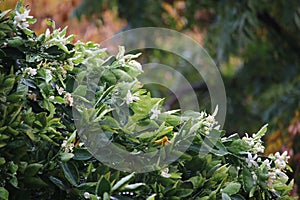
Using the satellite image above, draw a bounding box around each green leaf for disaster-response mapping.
[96,176,111,197]
[103,192,109,200]
[175,189,193,198]
[254,124,268,140]
[9,176,18,188]
[45,69,53,83]
[242,167,254,193]
[189,175,205,188]
[73,85,87,97]
[73,148,92,160]
[101,70,116,85]
[52,96,65,104]
[60,152,74,162]
[0,157,5,166]
[49,176,67,191]
[146,194,156,200]
[111,69,133,82]
[7,37,24,47]
[249,186,256,198]
[124,183,145,190]
[6,126,19,136]
[8,161,18,174]
[60,162,79,186]
[24,163,43,177]
[0,187,9,200]
[222,182,241,195]
[230,194,246,200]
[116,46,125,59]
[24,176,48,188]
[0,9,11,20]
[111,173,135,192]
[57,43,70,54]
[227,140,250,154]
[222,193,231,200]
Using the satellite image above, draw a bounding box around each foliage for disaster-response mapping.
[0,2,297,200]
[73,0,300,194]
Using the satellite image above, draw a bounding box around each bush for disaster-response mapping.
[0,2,296,200]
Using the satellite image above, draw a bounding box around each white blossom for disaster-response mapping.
[242,133,254,147]
[274,151,290,170]
[150,104,161,120]
[13,9,33,29]
[245,152,258,168]
[56,86,64,95]
[201,113,218,134]
[263,159,272,170]
[64,93,73,106]
[125,90,140,105]
[118,58,126,66]
[61,139,74,153]
[52,35,67,45]
[252,171,258,185]
[253,142,265,153]
[26,67,37,76]
[128,60,143,71]
[161,168,171,178]
[49,96,55,101]
[45,28,51,38]
[61,140,67,148]
[83,192,90,199]
[275,169,289,183]
[62,140,71,152]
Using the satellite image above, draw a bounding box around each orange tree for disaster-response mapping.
[72,0,300,195]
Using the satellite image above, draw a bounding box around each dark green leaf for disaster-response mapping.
[96,176,111,197]
[60,162,79,186]
[242,167,254,193]
[73,148,92,160]
[49,176,67,191]
[24,176,48,188]
[24,163,43,177]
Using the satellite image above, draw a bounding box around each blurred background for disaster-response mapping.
[1,0,300,197]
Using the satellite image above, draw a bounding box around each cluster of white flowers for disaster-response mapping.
[64,92,74,106]
[44,28,69,46]
[242,132,265,154]
[125,90,140,105]
[61,138,74,153]
[13,9,33,29]
[242,124,291,191]
[150,104,161,120]
[266,151,290,191]
[197,107,219,135]
[274,151,290,170]
[245,150,291,191]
